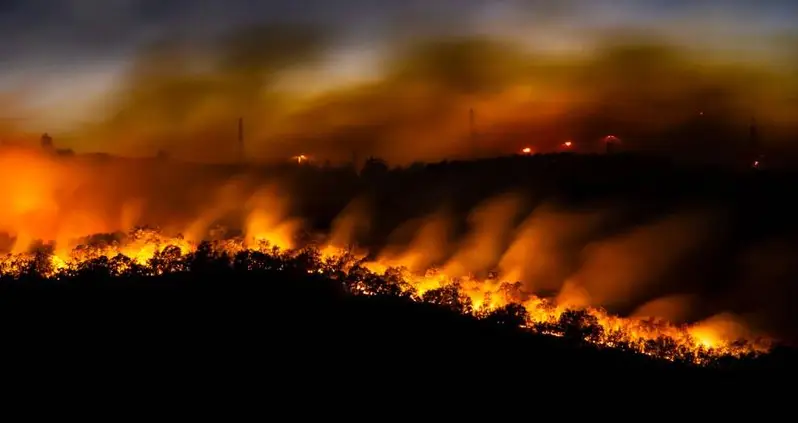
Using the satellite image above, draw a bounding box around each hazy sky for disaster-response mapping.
[2,1,795,62]
[0,0,796,130]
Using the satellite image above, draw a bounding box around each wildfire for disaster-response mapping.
[0,149,773,366]
[0,227,771,365]
[358,261,768,361]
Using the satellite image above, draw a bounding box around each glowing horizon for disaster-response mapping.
[1,1,796,162]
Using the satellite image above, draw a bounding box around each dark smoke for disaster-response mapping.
[73,27,798,165]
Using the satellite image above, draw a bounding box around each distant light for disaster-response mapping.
[699,111,704,116]
[752,160,760,169]
[294,154,308,164]
[563,141,573,148]
[521,147,532,154]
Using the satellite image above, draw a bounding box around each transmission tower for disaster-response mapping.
[238,117,245,163]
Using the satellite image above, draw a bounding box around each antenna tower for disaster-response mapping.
[238,117,244,163]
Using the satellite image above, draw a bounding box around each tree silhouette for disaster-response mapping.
[360,157,389,180]
[483,303,529,328]
[557,309,604,343]
[421,283,473,315]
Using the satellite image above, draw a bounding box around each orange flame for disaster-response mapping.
[0,147,773,365]
[0,221,770,366]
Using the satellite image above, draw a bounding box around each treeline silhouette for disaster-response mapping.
[1,240,795,387]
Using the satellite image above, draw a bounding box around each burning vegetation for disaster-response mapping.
[0,224,771,366]
[0,147,782,368]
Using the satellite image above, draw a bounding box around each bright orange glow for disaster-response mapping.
[521,147,532,154]
[0,147,773,366]
[0,226,768,365]
[563,141,572,148]
[1,226,773,364]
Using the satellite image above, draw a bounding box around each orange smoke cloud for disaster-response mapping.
[558,211,725,310]
[443,192,523,277]
[244,185,300,250]
[632,294,699,323]
[379,210,454,272]
[498,205,610,294]
[326,196,371,251]
[689,313,758,350]
[0,146,307,255]
[0,147,117,253]
[45,27,797,166]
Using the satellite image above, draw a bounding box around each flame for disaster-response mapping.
[0,147,774,365]
[0,224,771,365]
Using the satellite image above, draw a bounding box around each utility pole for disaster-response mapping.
[469,108,476,146]
[238,117,244,163]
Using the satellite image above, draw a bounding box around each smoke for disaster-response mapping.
[74,23,334,162]
[162,176,301,249]
[0,147,304,254]
[378,209,454,272]
[632,294,699,323]
[717,239,798,342]
[51,24,798,166]
[181,176,250,242]
[327,196,372,251]
[557,211,725,311]
[349,191,754,332]
[0,147,103,253]
[497,205,611,294]
[244,185,301,250]
[442,192,524,277]
[690,312,761,349]
[340,191,770,339]
[1,145,796,342]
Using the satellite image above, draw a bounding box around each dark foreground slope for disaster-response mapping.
[0,252,794,395]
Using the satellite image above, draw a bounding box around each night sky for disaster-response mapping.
[1,1,794,62]
[0,0,796,155]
